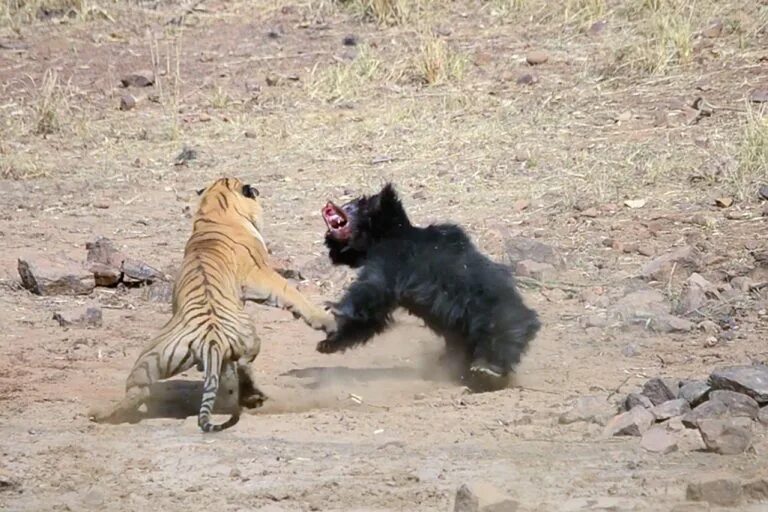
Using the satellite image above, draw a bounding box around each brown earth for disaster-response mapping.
[1,1,768,511]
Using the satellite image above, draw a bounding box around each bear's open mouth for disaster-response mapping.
[322,201,351,240]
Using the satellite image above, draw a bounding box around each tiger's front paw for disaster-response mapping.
[308,310,337,333]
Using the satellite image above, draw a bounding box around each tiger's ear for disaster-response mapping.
[196,188,205,196]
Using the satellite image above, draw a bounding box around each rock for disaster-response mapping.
[709,390,760,418]
[453,482,519,512]
[515,74,538,86]
[342,35,358,46]
[677,428,707,452]
[679,381,710,407]
[609,289,668,325]
[142,281,174,304]
[679,283,706,313]
[624,393,653,410]
[640,426,678,454]
[515,260,555,281]
[640,245,700,281]
[698,417,753,455]
[709,365,768,404]
[701,19,724,38]
[682,392,759,428]
[525,50,549,66]
[174,146,197,166]
[686,479,743,507]
[122,258,164,284]
[653,315,694,333]
[119,94,137,111]
[759,407,768,426]
[604,406,654,437]
[730,276,753,292]
[504,237,563,267]
[0,469,19,492]
[749,89,768,103]
[650,399,690,421]
[18,255,95,296]
[588,20,607,36]
[642,378,679,406]
[742,478,768,501]
[120,70,155,87]
[621,343,639,358]
[86,237,125,286]
[558,396,613,425]
[759,184,768,201]
[698,319,719,334]
[53,306,103,328]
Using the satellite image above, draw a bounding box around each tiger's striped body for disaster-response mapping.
[90,177,335,432]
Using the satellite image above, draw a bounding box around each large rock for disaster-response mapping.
[682,391,759,428]
[558,396,614,425]
[709,365,768,404]
[642,378,679,405]
[624,393,653,411]
[454,482,519,512]
[640,426,678,454]
[640,245,701,281]
[604,406,654,437]
[679,380,710,407]
[504,237,564,268]
[698,418,753,455]
[86,237,125,286]
[18,255,95,296]
[650,399,690,421]
[686,478,743,506]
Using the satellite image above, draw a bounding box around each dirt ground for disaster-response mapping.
[1,0,768,510]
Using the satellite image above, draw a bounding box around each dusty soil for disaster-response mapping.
[1,1,767,510]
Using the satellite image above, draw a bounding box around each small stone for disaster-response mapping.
[654,315,694,333]
[525,50,549,66]
[679,381,710,407]
[730,276,753,292]
[504,237,563,267]
[698,319,719,334]
[514,260,555,281]
[742,478,768,501]
[640,426,678,454]
[709,365,768,404]
[642,378,679,406]
[515,74,538,86]
[18,255,95,296]
[119,94,137,111]
[621,343,639,358]
[604,406,654,437]
[265,74,280,87]
[749,89,768,103]
[142,281,174,304]
[650,399,691,421]
[588,20,607,36]
[174,146,197,166]
[0,469,20,492]
[453,482,519,512]
[558,395,613,425]
[122,258,164,284]
[120,70,155,87]
[701,19,724,38]
[640,245,700,281]
[686,479,743,507]
[698,417,753,455]
[342,35,358,46]
[758,184,768,201]
[624,393,653,410]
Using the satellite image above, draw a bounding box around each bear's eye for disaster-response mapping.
[242,184,259,199]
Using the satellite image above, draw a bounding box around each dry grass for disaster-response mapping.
[0,0,95,29]
[339,0,412,25]
[33,69,63,136]
[413,33,466,85]
[732,106,768,201]
[307,44,388,102]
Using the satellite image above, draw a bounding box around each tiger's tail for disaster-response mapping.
[198,343,239,433]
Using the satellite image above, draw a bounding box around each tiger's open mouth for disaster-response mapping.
[322,201,351,240]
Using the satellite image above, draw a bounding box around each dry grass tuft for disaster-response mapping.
[413,34,466,85]
[732,106,768,201]
[339,0,413,25]
[308,45,388,102]
[564,0,607,24]
[33,70,63,136]
[1,0,95,28]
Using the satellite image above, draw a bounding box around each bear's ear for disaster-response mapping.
[374,182,400,212]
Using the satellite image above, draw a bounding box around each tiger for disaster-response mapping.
[89,177,335,432]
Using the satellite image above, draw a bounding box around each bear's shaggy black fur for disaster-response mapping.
[318,183,540,391]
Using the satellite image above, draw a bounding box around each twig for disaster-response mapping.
[515,276,593,292]
[606,375,632,401]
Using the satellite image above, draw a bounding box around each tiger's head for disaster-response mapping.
[195,177,263,236]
